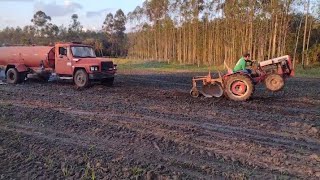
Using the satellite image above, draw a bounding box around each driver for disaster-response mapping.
[233,53,253,74]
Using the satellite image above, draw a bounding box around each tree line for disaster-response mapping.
[0,0,320,67]
[127,0,320,67]
[0,9,127,57]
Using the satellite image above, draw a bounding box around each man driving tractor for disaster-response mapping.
[233,53,253,74]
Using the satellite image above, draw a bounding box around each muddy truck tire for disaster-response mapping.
[224,74,254,101]
[6,68,22,84]
[74,69,90,89]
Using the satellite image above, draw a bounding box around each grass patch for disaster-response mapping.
[294,65,320,78]
[112,58,223,73]
[131,167,144,176]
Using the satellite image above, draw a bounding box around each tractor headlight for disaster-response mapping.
[90,66,99,72]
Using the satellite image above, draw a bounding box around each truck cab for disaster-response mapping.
[52,42,117,88]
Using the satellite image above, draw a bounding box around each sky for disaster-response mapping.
[0,0,145,30]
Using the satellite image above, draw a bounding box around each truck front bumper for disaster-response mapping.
[89,72,115,80]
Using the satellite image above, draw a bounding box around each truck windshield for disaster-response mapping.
[71,46,96,58]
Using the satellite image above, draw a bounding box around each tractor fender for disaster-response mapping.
[223,72,253,82]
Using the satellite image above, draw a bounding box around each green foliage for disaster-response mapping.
[131,167,144,176]
[31,11,51,27]
[69,14,83,34]
[295,65,320,78]
[306,43,320,64]
[114,58,218,72]
[102,9,128,57]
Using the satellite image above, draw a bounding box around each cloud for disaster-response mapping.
[34,0,82,17]
[86,8,113,18]
[0,0,34,1]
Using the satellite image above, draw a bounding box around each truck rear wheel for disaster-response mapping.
[74,69,90,89]
[224,74,254,101]
[6,68,20,84]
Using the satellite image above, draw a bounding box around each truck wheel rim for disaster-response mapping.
[231,81,247,96]
[76,74,85,85]
[8,71,15,81]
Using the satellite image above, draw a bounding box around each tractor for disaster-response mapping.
[190,55,294,101]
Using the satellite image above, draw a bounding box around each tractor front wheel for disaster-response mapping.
[265,74,284,92]
[224,74,254,101]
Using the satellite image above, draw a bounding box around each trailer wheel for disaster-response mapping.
[224,74,254,101]
[74,69,89,89]
[101,77,114,87]
[265,74,284,92]
[6,68,20,84]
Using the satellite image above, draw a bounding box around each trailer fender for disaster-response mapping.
[6,64,28,73]
[15,64,28,72]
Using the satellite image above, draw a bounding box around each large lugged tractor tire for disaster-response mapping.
[265,74,284,92]
[74,69,90,89]
[6,68,21,84]
[224,74,254,101]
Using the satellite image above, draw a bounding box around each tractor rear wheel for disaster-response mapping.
[224,74,254,101]
[265,74,284,92]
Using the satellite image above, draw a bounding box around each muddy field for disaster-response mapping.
[0,69,319,179]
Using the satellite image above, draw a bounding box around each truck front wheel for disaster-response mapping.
[74,69,90,89]
[6,68,20,84]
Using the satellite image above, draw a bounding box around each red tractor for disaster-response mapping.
[190,55,294,101]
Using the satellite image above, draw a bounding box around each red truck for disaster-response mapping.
[0,42,116,88]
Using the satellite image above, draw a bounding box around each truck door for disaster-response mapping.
[55,46,73,75]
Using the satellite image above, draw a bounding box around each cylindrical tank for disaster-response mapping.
[0,46,54,68]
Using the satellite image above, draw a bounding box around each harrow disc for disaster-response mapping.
[201,83,223,98]
[190,88,200,98]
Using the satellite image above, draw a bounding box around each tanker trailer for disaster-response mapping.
[0,42,117,88]
[0,46,54,83]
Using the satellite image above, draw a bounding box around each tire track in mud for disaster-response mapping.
[47,109,320,178]
[0,106,268,179]
[1,101,318,178]
[1,73,320,179]
[3,100,319,153]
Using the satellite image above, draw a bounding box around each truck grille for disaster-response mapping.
[101,62,114,71]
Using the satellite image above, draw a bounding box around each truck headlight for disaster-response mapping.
[90,66,99,72]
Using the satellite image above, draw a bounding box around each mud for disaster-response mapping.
[0,69,319,179]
